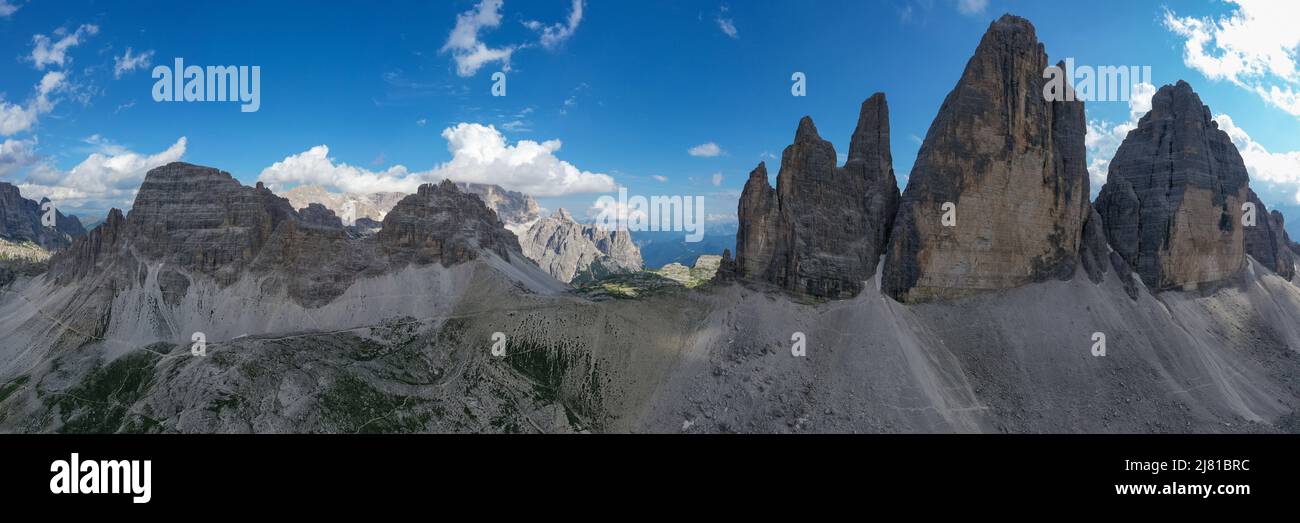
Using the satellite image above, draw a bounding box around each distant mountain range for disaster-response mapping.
[635,229,735,269]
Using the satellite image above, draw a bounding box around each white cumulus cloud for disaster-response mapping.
[0,138,37,178]
[1214,114,1300,202]
[1164,1,1300,117]
[18,137,187,214]
[259,123,615,198]
[0,71,67,136]
[259,145,420,195]
[433,123,615,196]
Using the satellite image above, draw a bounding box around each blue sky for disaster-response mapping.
[1,0,1298,234]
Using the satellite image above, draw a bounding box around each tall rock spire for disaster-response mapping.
[882,14,1090,303]
[732,93,899,298]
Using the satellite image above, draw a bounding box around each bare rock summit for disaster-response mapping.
[733,93,899,298]
[882,14,1090,303]
[1094,81,1249,291]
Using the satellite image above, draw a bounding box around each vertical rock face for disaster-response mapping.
[1095,81,1249,291]
[49,208,130,283]
[124,163,297,285]
[882,15,1089,303]
[733,93,900,298]
[1242,189,1295,280]
[1078,207,1110,284]
[735,162,777,281]
[0,181,86,251]
[518,208,643,284]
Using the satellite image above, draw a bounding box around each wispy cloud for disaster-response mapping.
[29,24,99,70]
[716,5,738,39]
[500,119,530,132]
[0,1,20,18]
[527,0,584,50]
[443,0,588,77]
[441,0,515,77]
[113,48,155,78]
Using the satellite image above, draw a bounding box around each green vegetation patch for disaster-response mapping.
[319,373,429,433]
[54,349,161,434]
[0,375,31,404]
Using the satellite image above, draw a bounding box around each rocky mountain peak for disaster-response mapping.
[518,207,643,284]
[378,181,522,267]
[49,163,529,307]
[1243,190,1295,281]
[0,181,86,252]
[881,14,1088,303]
[732,92,899,298]
[847,93,890,165]
[794,116,822,143]
[122,162,298,284]
[1095,81,1249,291]
[298,203,344,229]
